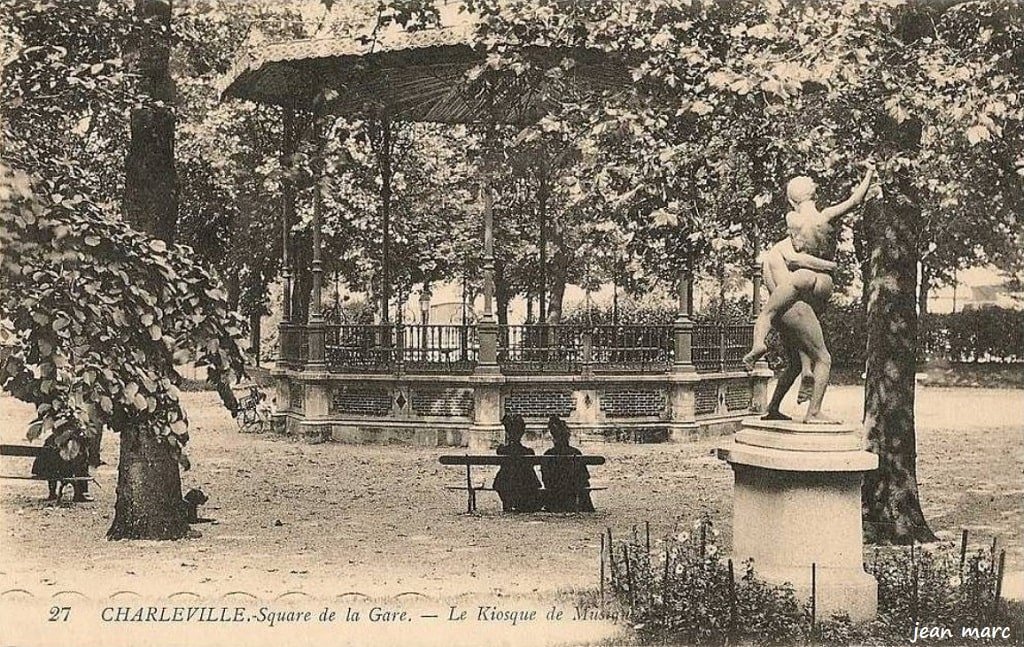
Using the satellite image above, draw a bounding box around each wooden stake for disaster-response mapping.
[645,520,651,555]
[663,545,672,632]
[623,545,634,608]
[599,532,605,606]
[607,527,615,586]
[959,529,969,576]
[911,543,918,625]
[727,558,736,638]
[810,562,817,630]
[993,549,1006,617]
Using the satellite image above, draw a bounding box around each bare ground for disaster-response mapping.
[0,384,1021,646]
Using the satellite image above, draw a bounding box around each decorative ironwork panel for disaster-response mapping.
[410,388,474,418]
[401,325,478,374]
[691,324,753,372]
[599,389,667,418]
[504,390,574,417]
[591,325,673,373]
[692,324,722,372]
[325,324,396,373]
[497,325,582,374]
[725,380,753,411]
[694,381,718,415]
[330,386,392,416]
[722,324,753,371]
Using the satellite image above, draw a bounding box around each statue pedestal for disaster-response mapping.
[717,418,879,622]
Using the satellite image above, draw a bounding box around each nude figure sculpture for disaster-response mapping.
[744,164,875,423]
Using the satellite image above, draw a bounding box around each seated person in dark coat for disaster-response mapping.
[493,414,543,513]
[31,432,93,502]
[541,415,595,512]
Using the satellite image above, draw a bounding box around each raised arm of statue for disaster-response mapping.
[820,164,875,222]
[778,238,837,273]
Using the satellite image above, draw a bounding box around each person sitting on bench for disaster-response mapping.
[31,432,93,502]
[493,414,543,513]
[541,415,595,513]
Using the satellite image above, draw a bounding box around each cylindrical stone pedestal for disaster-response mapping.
[717,418,879,622]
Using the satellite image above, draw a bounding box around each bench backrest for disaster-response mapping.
[439,454,605,466]
[0,444,44,457]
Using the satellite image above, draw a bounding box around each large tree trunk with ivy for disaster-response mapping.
[861,141,937,545]
[110,0,188,540]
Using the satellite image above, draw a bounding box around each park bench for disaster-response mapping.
[0,443,97,502]
[438,454,607,513]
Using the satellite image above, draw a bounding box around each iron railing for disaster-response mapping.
[693,323,753,372]
[401,324,478,373]
[324,324,478,373]
[283,322,753,375]
[591,324,674,373]
[497,324,585,374]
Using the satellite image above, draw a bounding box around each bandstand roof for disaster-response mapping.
[218,24,633,125]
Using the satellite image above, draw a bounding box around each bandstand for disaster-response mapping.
[220,27,771,448]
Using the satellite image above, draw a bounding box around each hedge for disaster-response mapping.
[818,304,1024,367]
[565,300,1024,367]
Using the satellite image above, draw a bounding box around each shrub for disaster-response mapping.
[562,297,754,327]
[605,519,1021,646]
[607,518,807,645]
[769,303,1024,370]
[868,542,1023,645]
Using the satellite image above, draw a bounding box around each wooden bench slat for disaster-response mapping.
[444,486,607,492]
[0,444,45,457]
[0,476,95,481]
[439,454,605,466]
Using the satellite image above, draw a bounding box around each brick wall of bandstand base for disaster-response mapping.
[270,367,773,448]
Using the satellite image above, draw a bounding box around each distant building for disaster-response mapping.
[928,267,1023,313]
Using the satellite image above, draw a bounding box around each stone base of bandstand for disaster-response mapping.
[717,418,879,623]
[269,366,771,448]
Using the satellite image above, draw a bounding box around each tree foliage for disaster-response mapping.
[0,162,246,468]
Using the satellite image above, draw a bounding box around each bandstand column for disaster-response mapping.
[475,179,499,373]
[668,263,698,440]
[305,110,328,372]
[280,107,296,325]
[673,268,696,372]
[273,107,298,434]
[470,123,504,451]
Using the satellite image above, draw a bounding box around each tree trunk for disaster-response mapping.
[290,230,312,323]
[852,219,872,310]
[108,425,189,540]
[123,0,176,243]
[546,252,569,324]
[917,261,929,315]
[495,259,510,328]
[249,310,261,366]
[111,0,188,540]
[225,269,241,311]
[375,115,393,323]
[538,176,548,323]
[861,163,937,545]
